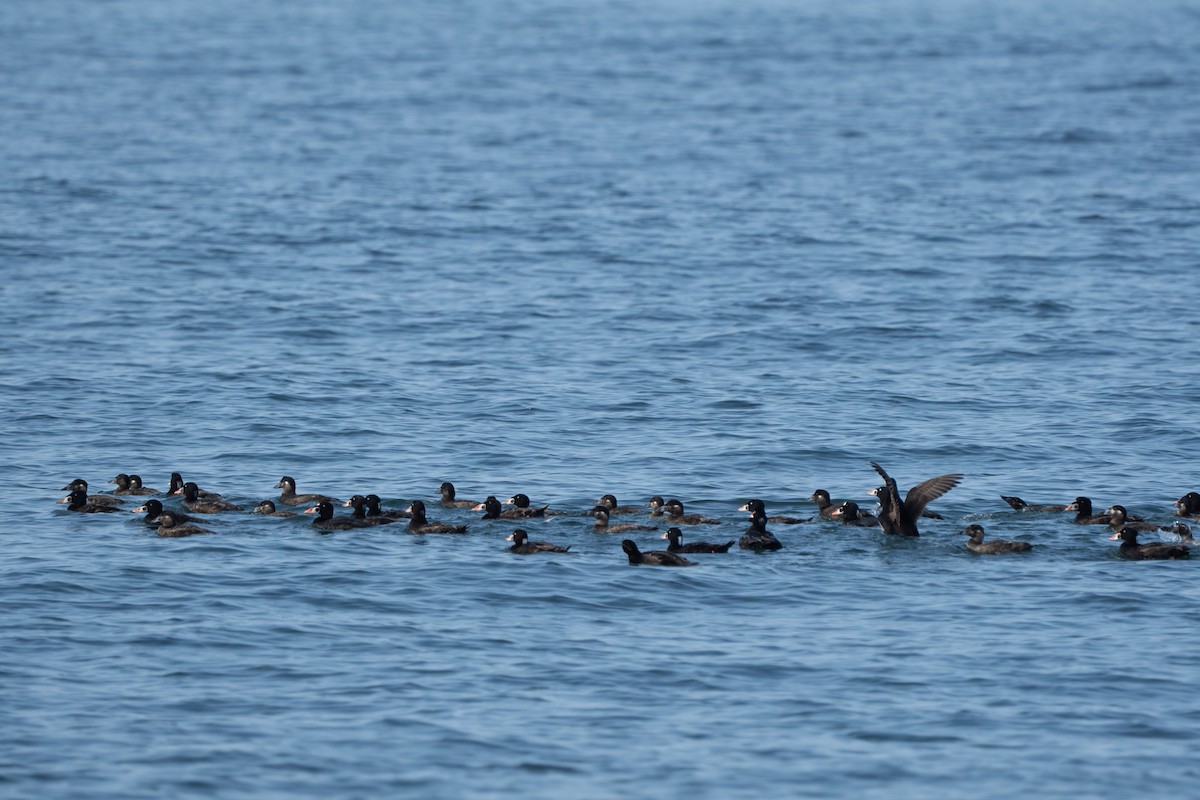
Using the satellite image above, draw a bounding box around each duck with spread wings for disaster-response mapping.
[870,462,963,537]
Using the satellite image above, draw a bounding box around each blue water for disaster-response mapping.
[4,0,1200,797]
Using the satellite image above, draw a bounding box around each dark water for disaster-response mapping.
[4,0,1200,797]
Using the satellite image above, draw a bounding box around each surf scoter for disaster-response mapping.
[155,513,213,538]
[59,488,122,513]
[662,527,733,553]
[505,494,563,515]
[304,501,359,531]
[475,496,537,520]
[364,494,411,519]
[507,529,570,554]
[1000,495,1067,512]
[252,500,297,517]
[437,482,478,509]
[60,479,122,507]
[738,498,809,524]
[621,539,694,567]
[275,476,338,507]
[167,473,221,499]
[663,499,719,525]
[405,500,468,534]
[1109,527,1189,560]
[127,475,159,495]
[830,501,878,527]
[596,494,643,515]
[133,499,202,524]
[176,482,242,513]
[342,495,397,527]
[869,462,962,537]
[1064,497,1114,525]
[807,489,845,519]
[1104,505,1167,533]
[962,524,1032,554]
[648,496,667,517]
[592,506,658,534]
[739,510,783,551]
[1173,491,1200,518]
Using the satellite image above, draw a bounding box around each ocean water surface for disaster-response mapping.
[3,0,1200,797]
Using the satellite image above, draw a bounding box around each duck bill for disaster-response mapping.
[505,533,515,542]
[471,503,485,511]
[1107,531,1121,540]
[737,503,749,511]
[131,505,147,513]
[1063,502,1078,512]
[303,506,319,515]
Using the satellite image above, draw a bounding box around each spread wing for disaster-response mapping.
[870,462,904,533]
[903,474,963,519]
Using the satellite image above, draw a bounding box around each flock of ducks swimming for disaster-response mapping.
[56,463,1197,564]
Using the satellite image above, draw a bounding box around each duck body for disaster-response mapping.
[621,539,694,566]
[662,527,733,553]
[1109,528,1189,560]
[962,525,1032,554]
[1064,497,1114,525]
[275,476,338,507]
[870,462,962,537]
[406,500,468,534]
[127,475,159,495]
[507,529,570,554]
[342,496,397,527]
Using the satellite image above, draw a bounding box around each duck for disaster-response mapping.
[304,501,360,531]
[662,527,733,553]
[275,476,338,507]
[504,493,563,515]
[807,489,846,519]
[1173,491,1200,518]
[663,499,719,525]
[59,488,122,513]
[621,539,694,567]
[1108,527,1189,560]
[437,482,479,509]
[175,482,242,513]
[167,473,221,499]
[830,501,879,527]
[342,496,397,527]
[1000,495,1067,512]
[869,462,962,537]
[596,494,643,515]
[962,524,1032,554]
[252,500,297,518]
[132,499,202,525]
[155,513,213,538]
[127,475,159,495]
[1104,505,1168,533]
[739,510,783,551]
[109,474,147,496]
[405,500,468,534]
[737,498,809,524]
[60,479,122,507]
[868,485,946,519]
[647,496,667,517]
[1171,522,1196,545]
[364,494,410,519]
[1063,497,1115,525]
[475,496,535,520]
[507,529,570,554]
[592,506,659,534]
